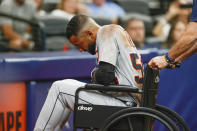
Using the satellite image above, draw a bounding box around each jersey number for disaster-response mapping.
[130,53,143,85]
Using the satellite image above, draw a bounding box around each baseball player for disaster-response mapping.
[149,0,197,69]
[34,14,143,130]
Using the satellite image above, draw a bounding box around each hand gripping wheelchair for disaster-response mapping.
[73,66,190,131]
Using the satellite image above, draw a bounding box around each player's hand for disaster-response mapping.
[135,93,142,106]
[148,56,168,70]
[91,67,98,83]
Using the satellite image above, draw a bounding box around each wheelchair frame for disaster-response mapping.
[73,66,190,131]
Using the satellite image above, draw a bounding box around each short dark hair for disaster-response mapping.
[65,14,89,39]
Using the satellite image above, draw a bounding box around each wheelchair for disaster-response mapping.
[73,66,190,131]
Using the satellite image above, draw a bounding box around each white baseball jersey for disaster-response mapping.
[96,24,143,88]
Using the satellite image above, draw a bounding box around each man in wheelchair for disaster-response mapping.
[34,15,188,131]
[34,14,143,130]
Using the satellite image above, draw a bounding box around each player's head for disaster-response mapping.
[66,14,100,55]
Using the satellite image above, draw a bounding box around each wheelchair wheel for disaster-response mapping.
[155,104,190,131]
[100,107,179,131]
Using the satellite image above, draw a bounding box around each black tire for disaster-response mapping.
[155,104,190,131]
[100,107,179,131]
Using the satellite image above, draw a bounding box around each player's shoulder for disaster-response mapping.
[102,24,124,31]
[99,24,124,36]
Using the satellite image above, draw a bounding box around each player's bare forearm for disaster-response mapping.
[169,22,197,61]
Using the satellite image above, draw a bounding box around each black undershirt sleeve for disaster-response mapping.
[93,61,117,85]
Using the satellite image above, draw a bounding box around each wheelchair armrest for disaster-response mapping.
[85,83,141,93]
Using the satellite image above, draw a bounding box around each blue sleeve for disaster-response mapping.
[190,0,197,21]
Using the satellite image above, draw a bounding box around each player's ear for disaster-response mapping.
[86,30,93,39]
[69,35,77,45]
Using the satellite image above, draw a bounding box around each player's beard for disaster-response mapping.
[88,43,96,55]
